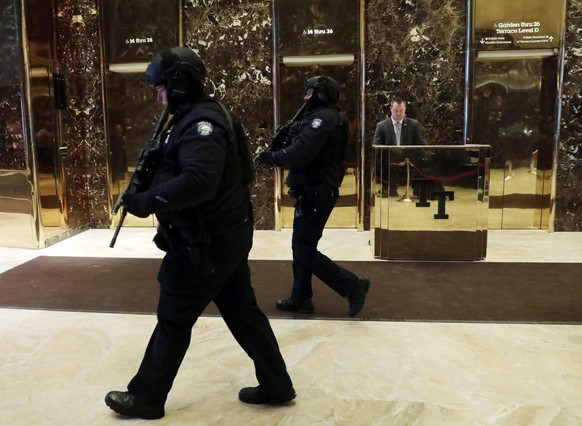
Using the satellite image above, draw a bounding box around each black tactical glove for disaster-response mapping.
[121,192,151,218]
[258,150,282,166]
[258,150,272,164]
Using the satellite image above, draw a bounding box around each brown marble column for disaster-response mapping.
[555,0,582,231]
[55,0,109,228]
[183,1,276,229]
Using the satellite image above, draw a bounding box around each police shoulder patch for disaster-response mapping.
[196,121,214,136]
[311,118,322,129]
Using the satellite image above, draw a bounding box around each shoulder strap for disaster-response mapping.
[209,99,236,146]
[315,108,348,167]
[199,97,256,185]
[337,110,350,164]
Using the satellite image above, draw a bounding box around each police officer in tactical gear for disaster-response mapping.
[258,75,371,317]
[105,46,295,420]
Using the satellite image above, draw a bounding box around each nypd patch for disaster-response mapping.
[196,121,214,136]
[311,118,322,129]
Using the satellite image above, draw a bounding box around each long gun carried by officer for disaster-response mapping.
[254,102,307,170]
[109,106,170,248]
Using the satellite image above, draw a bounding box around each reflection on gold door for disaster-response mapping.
[470,56,558,229]
[279,166,358,228]
[100,0,180,227]
[274,0,362,229]
[25,0,69,241]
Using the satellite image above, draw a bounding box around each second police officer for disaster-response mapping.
[259,75,371,317]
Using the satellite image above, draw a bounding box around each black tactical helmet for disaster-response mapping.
[305,75,341,106]
[146,46,207,106]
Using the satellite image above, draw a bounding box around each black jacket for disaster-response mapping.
[136,97,251,229]
[272,105,345,189]
[373,116,424,146]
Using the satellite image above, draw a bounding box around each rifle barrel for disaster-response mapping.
[288,101,307,123]
[254,102,308,172]
[109,209,127,248]
[109,106,170,248]
[151,106,170,139]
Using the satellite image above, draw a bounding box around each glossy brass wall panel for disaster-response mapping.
[0,0,35,248]
[0,170,36,248]
[371,145,490,260]
[25,0,71,243]
[0,0,67,248]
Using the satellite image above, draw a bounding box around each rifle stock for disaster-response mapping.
[254,102,307,170]
[110,106,170,248]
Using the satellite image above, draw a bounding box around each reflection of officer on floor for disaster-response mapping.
[105,46,295,420]
[258,75,370,317]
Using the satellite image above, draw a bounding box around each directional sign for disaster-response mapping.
[472,0,566,49]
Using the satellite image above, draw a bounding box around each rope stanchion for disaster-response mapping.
[398,158,413,203]
[528,150,538,175]
[374,152,489,188]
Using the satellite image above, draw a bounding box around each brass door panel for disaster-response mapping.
[274,0,362,229]
[25,0,69,243]
[470,57,557,229]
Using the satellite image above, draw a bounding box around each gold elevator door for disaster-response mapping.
[100,0,180,227]
[273,0,362,229]
[470,55,557,229]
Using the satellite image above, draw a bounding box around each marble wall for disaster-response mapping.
[183,0,276,229]
[0,0,25,171]
[55,0,109,228]
[365,0,467,144]
[1,0,581,234]
[555,0,582,231]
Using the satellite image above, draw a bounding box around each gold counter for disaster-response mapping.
[371,145,491,260]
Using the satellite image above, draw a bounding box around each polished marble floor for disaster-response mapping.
[1,228,582,425]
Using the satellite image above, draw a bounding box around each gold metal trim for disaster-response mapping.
[108,63,149,73]
[358,0,366,230]
[477,49,557,59]
[282,54,355,66]
[17,0,43,248]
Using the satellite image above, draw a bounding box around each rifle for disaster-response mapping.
[254,102,307,170]
[110,106,170,248]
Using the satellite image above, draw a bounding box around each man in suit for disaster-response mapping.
[373,98,424,146]
[373,98,425,196]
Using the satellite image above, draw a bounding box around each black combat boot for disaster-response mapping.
[238,386,296,405]
[105,391,164,420]
[347,276,371,317]
[275,298,314,314]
